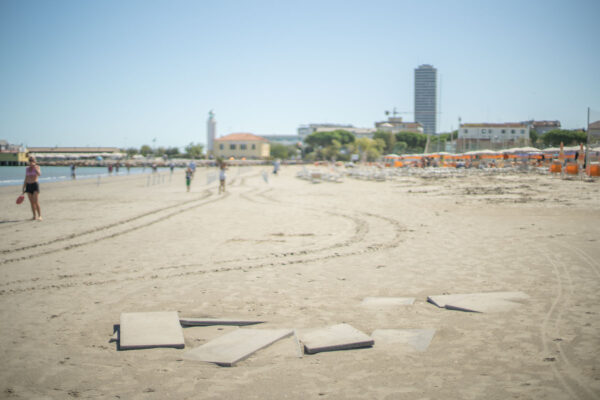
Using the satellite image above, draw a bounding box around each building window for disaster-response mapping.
[230,144,236,150]
[241,144,247,150]
[511,130,515,134]
[252,144,256,150]
[482,129,487,133]
[219,144,224,150]
[501,129,506,134]
[520,129,525,134]
[463,129,468,134]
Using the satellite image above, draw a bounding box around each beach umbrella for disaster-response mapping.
[96,156,103,161]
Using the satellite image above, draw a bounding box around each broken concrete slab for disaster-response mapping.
[371,329,435,352]
[179,317,264,327]
[427,291,529,313]
[119,311,185,350]
[183,328,293,367]
[300,323,374,354]
[360,297,415,306]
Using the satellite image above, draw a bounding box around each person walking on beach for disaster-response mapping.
[70,164,76,179]
[219,162,227,194]
[22,156,42,220]
[185,166,193,192]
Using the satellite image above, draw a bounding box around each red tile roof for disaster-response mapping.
[215,133,268,142]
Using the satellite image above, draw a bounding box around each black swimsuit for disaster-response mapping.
[25,182,39,194]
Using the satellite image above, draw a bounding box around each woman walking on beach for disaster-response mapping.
[23,156,42,220]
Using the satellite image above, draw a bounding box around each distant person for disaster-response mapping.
[70,164,76,179]
[273,159,280,175]
[189,160,196,177]
[169,162,175,174]
[115,162,120,174]
[219,163,227,194]
[108,164,113,174]
[23,156,42,220]
[152,163,157,173]
[126,163,131,174]
[185,167,193,192]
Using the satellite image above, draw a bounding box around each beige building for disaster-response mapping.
[214,133,270,159]
[0,140,28,165]
[589,120,600,144]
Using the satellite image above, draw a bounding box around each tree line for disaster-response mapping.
[121,128,589,161]
[122,143,204,159]
[295,130,454,162]
[532,129,588,147]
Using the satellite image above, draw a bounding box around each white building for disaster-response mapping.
[458,123,530,151]
[206,110,216,154]
[375,117,424,134]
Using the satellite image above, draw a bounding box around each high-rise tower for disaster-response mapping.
[414,64,437,135]
[207,110,216,154]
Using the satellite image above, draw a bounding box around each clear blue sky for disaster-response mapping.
[1,0,598,149]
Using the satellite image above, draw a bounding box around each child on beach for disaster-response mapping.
[219,163,227,194]
[185,167,193,192]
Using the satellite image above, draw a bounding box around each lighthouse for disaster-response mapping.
[207,110,216,155]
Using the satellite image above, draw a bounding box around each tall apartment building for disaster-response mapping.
[206,110,217,154]
[414,64,437,135]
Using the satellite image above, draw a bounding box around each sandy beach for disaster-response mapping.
[0,165,599,399]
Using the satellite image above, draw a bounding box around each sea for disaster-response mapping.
[0,166,172,187]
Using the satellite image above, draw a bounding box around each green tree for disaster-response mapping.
[395,132,428,152]
[529,130,539,145]
[373,130,397,154]
[352,137,384,161]
[304,129,356,148]
[140,145,152,156]
[270,143,291,159]
[323,139,342,161]
[393,141,408,154]
[185,142,204,158]
[165,147,180,157]
[541,129,587,147]
[155,146,166,157]
[124,147,138,157]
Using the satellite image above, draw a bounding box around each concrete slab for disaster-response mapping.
[360,297,415,306]
[300,323,374,354]
[183,328,293,366]
[371,329,436,352]
[427,292,529,313]
[179,317,264,327]
[119,311,185,350]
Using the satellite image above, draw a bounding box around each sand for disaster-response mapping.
[0,165,599,399]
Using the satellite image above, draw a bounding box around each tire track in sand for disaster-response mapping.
[0,190,225,266]
[541,249,598,399]
[0,180,405,296]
